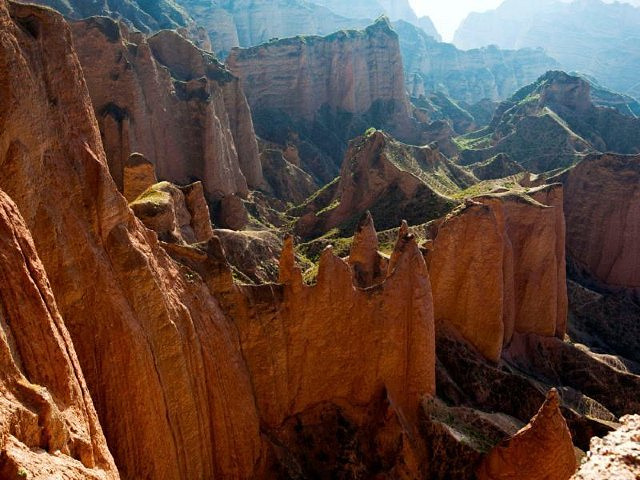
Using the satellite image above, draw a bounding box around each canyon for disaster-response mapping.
[0,0,639,478]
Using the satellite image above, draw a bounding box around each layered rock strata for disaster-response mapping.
[424,184,567,362]
[560,153,640,290]
[69,17,262,199]
[0,189,119,480]
[0,2,265,478]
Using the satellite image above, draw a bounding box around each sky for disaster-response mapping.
[409,0,505,41]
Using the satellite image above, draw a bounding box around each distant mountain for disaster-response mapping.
[454,0,640,99]
[457,71,640,173]
[395,20,559,105]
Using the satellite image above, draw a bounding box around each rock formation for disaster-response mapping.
[123,152,157,202]
[26,0,191,33]
[227,18,423,179]
[424,184,567,361]
[69,17,262,200]
[0,189,119,480]
[458,71,640,173]
[294,130,474,238]
[477,389,577,480]
[395,20,559,104]
[559,153,640,289]
[572,415,640,480]
[0,2,265,477]
[454,0,640,99]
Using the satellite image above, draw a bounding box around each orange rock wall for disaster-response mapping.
[0,2,265,478]
[426,186,567,362]
[69,18,262,198]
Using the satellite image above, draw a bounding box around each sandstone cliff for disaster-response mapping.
[0,2,265,478]
[560,153,640,289]
[395,20,558,104]
[477,389,577,480]
[294,131,473,238]
[0,189,119,479]
[227,18,422,180]
[424,184,567,362]
[69,17,262,201]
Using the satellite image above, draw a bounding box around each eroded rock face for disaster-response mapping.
[0,2,265,478]
[69,17,262,198]
[560,153,640,289]
[123,152,157,202]
[477,389,577,480]
[295,131,473,238]
[572,415,640,480]
[0,190,118,480]
[424,185,567,362]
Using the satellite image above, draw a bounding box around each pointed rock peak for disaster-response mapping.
[349,211,381,288]
[399,220,409,238]
[318,245,351,288]
[477,388,576,480]
[367,15,394,36]
[388,221,419,276]
[278,234,303,287]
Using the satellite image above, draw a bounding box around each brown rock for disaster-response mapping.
[477,389,577,480]
[123,152,157,202]
[424,186,567,362]
[0,3,265,478]
[217,193,249,230]
[130,180,214,244]
[572,415,640,480]
[560,153,640,289]
[0,189,118,480]
[69,17,262,197]
[348,211,385,288]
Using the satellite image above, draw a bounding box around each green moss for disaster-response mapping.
[129,182,172,206]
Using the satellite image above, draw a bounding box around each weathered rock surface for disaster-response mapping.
[123,152,157,202]
[160,224,437,477]
[477,389,577,480]
[0,189,119,480]
[424,184,567,361]
[70,17,262,199]
[26,0,190,33]
[294,131,473,238]
[227,18,424,179]
[572,415,640,480]
[0,2,265,478]
[560,153,640,289]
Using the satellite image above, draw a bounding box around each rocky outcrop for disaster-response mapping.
[0,189,119,480]
[477,389,577,480]
[0,2,265,478]
[458,71,640,173]
[560,153,640,289]
[295,131,474,238]
[423,185,567,362]
[572,415,640,480]
[69,17,262,200]
[123,152,157,202]
[395,20,558,105]
[470,153,524,181]
[227,18,424,179]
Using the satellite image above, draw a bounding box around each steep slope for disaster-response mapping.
[26,0,190,32]
[0,189,119,480]
[227,18,424,182]
[395,20,559,104]
[458,71,640,173]
[0,2,266,478]
[293,131,473,238]
[454,0,640,99]
[424,185,567,362]
[70,17,262,203]
[179,0,370,57]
